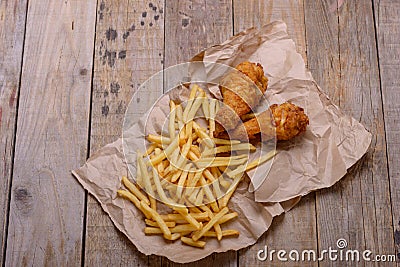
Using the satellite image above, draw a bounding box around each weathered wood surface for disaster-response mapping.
[0,0,28,261]
[0,0,399,266]
[84,0,164,266]
[373,0,400,264]
[234,1,317,266]
[306,0,395,266]
[4,0,97,265]
[162,0,235,266]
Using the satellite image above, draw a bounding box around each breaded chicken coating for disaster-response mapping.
[227,102,309,141]
[215,62,268,134]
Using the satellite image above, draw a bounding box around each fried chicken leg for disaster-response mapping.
[227,102,309,141]
[214,61,268,134]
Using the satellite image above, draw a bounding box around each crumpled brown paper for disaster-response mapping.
[72,21,371,263]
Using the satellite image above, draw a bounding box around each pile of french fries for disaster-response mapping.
[117,84,275,248]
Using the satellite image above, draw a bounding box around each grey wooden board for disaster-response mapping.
[0,0,28,261]
[4,0,97,265]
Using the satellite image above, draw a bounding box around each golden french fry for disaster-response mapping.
[159,212,208,222]
[219,174,243,208]
[147,134,171,145]
[245,150,277,172]
[147,136,179,166]
[203,230,239,238]
[144,144,157,157]
[174,207,202,230]
[217,212,238,224]
[137,154,155,197]
[176,164,191,198]
[182,85,199,121]
[152,167,173,205]
[149,195,157,211]
[200,205,223,241]
[189,206,203,213]
[202,143,256,156]
[140,201,172,239]
[169,101,176,139]
[121,176,150,205]
[166,233,181,241]
[202,96,210,119]
[199,177,219,212]
[192,207,229,241]
[117,190,152,219]
[211,138,241,145]
[181,236,206,248]
[194,188,204,206]
[145,219,176,228]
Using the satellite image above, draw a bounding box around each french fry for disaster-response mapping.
[149,195,157,211]
[245,150,277,172]
[194,188,204,206]
[176,164,191,198]
[189,206,203,213]
[169,101,176,139]
[202,143,256,156]
[217,212,238,224]
[121,176,150,205]
[192,207,229,241]
[181,236,206,248]
[147,136,179,166]
[147,134,171,145]
[218,174,243,208]
[200,205,222,241]
[144,144,157,157]
[182,85,199,121]
[137,153,155,197]
[159,212,208,222]
[141,201,172,239]
[199,177,219,212]
[152,167,173,205]
[166,233,181,241]
[208,99,215,137]
[202,96,210,119]
[145,219,176,228]
[203,230,239,238]
[211,138,241,145]
[173,207,202,230]
[117,190,152,219]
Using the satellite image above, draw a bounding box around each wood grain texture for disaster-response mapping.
[305,0,395,266]
[84,0,164,266]
[0,0,27,260]
[373,0,400,263]
[162,0,235,265]
[234,1,317,266]
[4,0,97,266]
[233,0,307,63]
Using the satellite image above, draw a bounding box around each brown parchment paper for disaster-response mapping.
[72,21,371,263]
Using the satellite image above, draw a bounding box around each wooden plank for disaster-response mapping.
[233,0,307,62]
[84,0,164,266]
[4,0,97,266]
[234,1,317,266]
[305,0,395,266]
[373,0,400,264]
[0,0,28,261]
[161,0,235,266]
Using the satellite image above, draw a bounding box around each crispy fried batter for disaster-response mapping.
[270,102,309,140]
[215,62,268,135]
[226,102,309,141]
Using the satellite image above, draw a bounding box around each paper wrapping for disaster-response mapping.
[72,21,371,263]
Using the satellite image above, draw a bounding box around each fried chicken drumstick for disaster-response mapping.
[226,102,309,141]
[214,61,268,135]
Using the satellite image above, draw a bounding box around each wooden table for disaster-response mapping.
[1,0,399,266]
